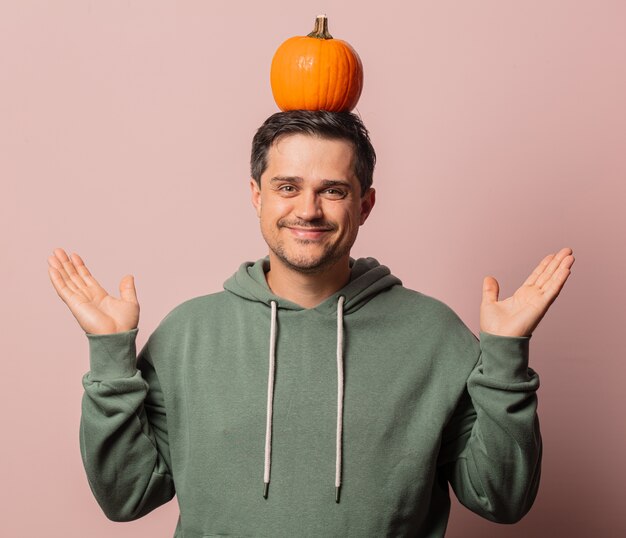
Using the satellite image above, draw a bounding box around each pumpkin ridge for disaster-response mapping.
[282,40,292,110]
[324,40,334,110]
[313,37,321,110]
[311,37,322,110]
[346,41,363,110]
[333,42,346,112]
[282,40,295,109]
[295,38,304,110]
[339,42,352,111]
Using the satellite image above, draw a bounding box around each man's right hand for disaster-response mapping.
[47,248,140,335]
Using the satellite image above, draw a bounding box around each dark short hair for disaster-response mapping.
[250,110,376,196]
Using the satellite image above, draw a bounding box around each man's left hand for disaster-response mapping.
[480,247,575,338]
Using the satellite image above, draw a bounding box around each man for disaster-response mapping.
[48,110,575,537]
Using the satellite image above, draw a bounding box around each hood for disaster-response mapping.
[222,255,402,503]
[223,256,402,315]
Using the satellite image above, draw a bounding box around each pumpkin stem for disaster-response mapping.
[307,14,333,39]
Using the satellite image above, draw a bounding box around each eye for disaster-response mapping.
[278,185,296,192]
[324,188,346,198]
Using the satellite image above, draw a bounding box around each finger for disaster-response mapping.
[535,248,573,289]
[545,253,575,293]
[70,252,105,292]
[58,251,91,292]
[482,276,499,304]
[52,247,71,263]
[48,265,81,305]
[119,275,138,304]
[540,262,573,305]
[48,253,80,294]
[522,254,554,287]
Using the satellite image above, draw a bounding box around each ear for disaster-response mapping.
[250,178,262,218]
[359,187,376,225]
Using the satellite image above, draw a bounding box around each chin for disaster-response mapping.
[274,248,342,275]
[284,256,330,273]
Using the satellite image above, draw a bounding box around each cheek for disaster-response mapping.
[263,194,291,212]
[345,206,362,229]
[330,211,358,241]
[260,197,291,225]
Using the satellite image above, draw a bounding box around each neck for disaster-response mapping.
[265,253,352,309]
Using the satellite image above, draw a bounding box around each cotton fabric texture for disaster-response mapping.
[80,256,541,537]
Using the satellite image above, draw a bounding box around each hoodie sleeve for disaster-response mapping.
[438,331,542,524]
[79,328,175,522]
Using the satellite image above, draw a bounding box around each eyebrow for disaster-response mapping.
[269,176,353,190]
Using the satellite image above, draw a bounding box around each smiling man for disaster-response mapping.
[48,110,575,537]
[251,129,375,307]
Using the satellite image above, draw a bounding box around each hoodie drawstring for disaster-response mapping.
[335,295,345,503]
[263,296,346,503]
[263,300,278,499]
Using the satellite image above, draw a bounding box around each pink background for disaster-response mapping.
[2,1,625,536]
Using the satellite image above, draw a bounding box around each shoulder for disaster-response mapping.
[147,291,230,343]
[384,285,465,321]
[162,291,229,322]
[381,285,479,346]
[144,291,237,361]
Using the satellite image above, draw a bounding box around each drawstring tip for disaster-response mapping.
[263,482,269,499]
[335,486,341,503]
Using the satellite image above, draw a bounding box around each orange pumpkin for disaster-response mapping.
[270,14,364,112]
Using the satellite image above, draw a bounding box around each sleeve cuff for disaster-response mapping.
[85,328,140,381]
[478,331,532,382]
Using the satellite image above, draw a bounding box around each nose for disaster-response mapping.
[295,190,323,221]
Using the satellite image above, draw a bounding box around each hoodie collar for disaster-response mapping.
[223,256,402,315]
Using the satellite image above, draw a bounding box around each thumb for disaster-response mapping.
[482,276,499,304]
[119,274,138,304]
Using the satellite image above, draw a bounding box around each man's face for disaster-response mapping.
[250,134,375,274]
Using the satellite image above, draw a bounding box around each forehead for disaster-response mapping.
[263,134,356,179]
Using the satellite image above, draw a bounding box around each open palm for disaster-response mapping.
[480,247,575,338]
[47,248,139,335]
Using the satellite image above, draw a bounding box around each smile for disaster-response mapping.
[287,227,332,240]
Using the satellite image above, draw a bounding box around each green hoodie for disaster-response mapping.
[80,256,541,537]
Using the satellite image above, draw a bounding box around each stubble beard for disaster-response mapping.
[272,241,343,275]
[265,226,354,276]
